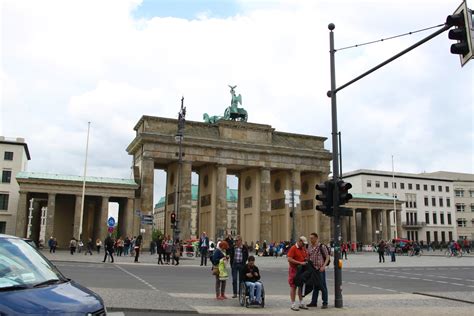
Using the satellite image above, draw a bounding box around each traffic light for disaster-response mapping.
[336,180,353,205]
[446,1,473,66]
[170,212,176,225]
[315,180,334,217]
[339,207,353,217]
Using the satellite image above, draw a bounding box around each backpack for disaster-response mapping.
[320,244,331,266]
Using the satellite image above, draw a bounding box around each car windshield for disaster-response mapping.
[0,237,65,289]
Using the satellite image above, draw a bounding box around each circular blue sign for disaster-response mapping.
[107,217,116,227]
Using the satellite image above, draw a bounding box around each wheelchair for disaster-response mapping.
[238,281,265,308]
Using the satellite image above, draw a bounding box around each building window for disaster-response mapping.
[457,218,467,227]
[431,185,435,192]
[0,194,9,210]
[438,185,442,192]
[3,152,13,161]
[416,184,420,190]
[424,197,429,206]
[392,182,396,189]
[470,190,474,198]
[456,204,465,212]
[440,213,445,225]
[367,180,372,188]
[408,183,413,190]
[432,212,437,225]
[375,181,380,188]
[1,170,12,184]
[439,198,443,207]
[446,186,449,192]
[441,231,446,243]
[448,231,453,242]
[447,213,452,225]
[384,181,389,188]
[425,212,430,224]
[447,198,451,207]
[426,231,431,244]
[423,184,428,191]
[455,189,464,197]
[434,231,438,242]
[400,183,405,189]
[471,204,474,212]
[431,197,436,207]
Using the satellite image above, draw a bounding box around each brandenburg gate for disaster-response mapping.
[127,115,333,243]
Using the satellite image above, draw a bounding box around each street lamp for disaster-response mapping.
[174,97,186,245]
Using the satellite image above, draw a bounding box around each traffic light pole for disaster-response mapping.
[328,23,343,308]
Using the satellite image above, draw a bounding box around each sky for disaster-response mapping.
[1,0,473,209]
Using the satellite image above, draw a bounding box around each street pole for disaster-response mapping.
[392,155,397,239]
[291,179,296,244]
[78,122,91,241]
[328,23,343,308]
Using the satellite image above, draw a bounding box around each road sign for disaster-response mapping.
[141,214,154,225]
[107,217,115,227]
[108,226,114,233]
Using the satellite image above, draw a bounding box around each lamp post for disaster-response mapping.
[174,97,186,245]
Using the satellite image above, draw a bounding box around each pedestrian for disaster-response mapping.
[157,236,164,265]
[77,240,83,253]
[85,238,93,255]
[173,239,181,266]
[242,255,262,305]
[165,235,173,264]
[48,236,54,253]
[212,240,230,300]
[287,236,309,311]
[96,238,102,254]
[199,232,210,266]
[229,235,248,298]
[378,240,386,263]
[389,242,396,262]
[134,235,143,263]
[124,236,131,256]
[69,237,77,255]
[102,235,114,263]
[341,241,348,260]
[150,239,156,255]
[307,233,329,309]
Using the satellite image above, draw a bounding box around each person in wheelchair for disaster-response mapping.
[242,255,262,304]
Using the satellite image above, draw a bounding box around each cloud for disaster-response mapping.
[2,0,472,204]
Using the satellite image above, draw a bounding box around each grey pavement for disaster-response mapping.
[45,250,474,315]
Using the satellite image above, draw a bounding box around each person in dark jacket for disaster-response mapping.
[199,232,210,266]
[242,255,262,304]
[157,236,164,265]
[378,240,386,263]
[228,235,249,298]
[85,238,93,255]
[134,235,143,263]
[102,235,114,263]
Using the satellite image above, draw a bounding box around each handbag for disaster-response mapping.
[211,266,219,276]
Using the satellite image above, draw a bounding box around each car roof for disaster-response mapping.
[0,234,20,239]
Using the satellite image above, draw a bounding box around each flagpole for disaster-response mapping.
[392,155,397,239]
[78,122,91,240]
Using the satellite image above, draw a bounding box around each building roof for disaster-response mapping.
[421,171,474,182]
[155,184,238,208]
[342,169,454,182]
[0,137,31,160]
[16,171,138,186]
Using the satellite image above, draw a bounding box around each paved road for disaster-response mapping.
[45,251,474,315]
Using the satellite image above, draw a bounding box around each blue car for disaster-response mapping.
[0,234,106,315]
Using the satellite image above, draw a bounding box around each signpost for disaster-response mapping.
[107,217,116,227]
[141,214,154,225]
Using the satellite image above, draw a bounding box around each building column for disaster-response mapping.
[140,158,154,245]
[341,216,348,241]
[366,209,373,244]
[44,193,56,241]
[98,196,109,241]
[291,170,302,238]
[351,209,357,243]
[15,191,29,237]
[179,161,192,240]
[259,168,271,242]
[73,195,82,240]
[386,210,392,240]
[396,210,403,239]
[215,165,227,240]
[124,198,134,238]
[381,210,388,241]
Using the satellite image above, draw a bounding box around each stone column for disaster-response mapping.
[125,198,134,238]
[45,193,56,241]
[236,174,241,235]
[366,209,373,245]
[396,210,402,239]
[179,161,192,240]
[73,195,82,240]
[259,168,271,242]
[291,170,302,237]
[15,191,28,237]
[350,209,357,243]
[386,210,392,240]
[98,196,109,241]
[372,210,378,242]
[381,210,388,241]
[215,165,227,240]
[140,157,154,245]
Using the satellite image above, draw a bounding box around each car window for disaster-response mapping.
[0,238,64,288]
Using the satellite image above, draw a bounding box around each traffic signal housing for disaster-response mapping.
[337,180,353,206]
[170,212,176,225]
[446,1,473,66]
[316,180,334,217]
